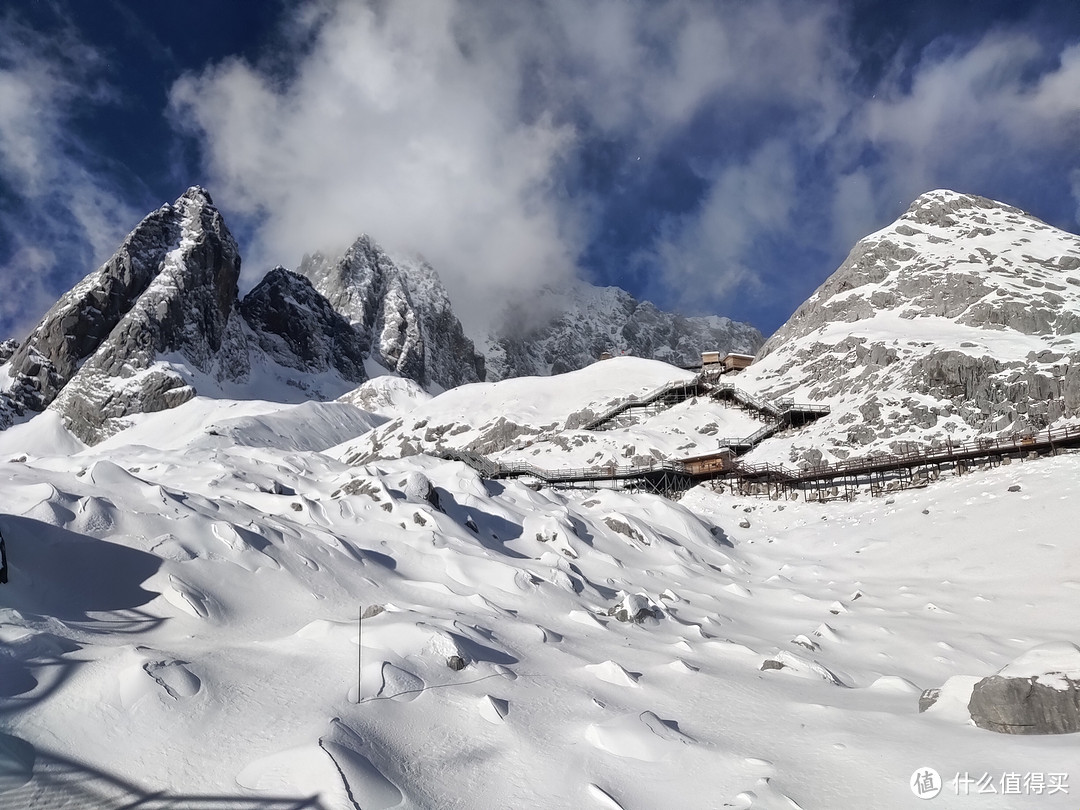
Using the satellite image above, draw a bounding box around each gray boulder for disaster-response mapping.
[968,642,1080,734]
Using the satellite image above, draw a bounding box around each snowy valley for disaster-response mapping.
[1,189,1080,808]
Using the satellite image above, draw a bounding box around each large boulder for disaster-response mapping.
[967,642,1080,734]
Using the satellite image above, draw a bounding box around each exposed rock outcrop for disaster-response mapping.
[240,268,367,383]
[298,237,485,390]
[48,187,249,443]
[483,282,763,381]
[739,190,1080,467]
[4,195,187,414]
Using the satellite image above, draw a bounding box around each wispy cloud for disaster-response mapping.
[170,1,580,331]
[0,16,139,339]
[169,0,856,331]
[834,31,1080,246]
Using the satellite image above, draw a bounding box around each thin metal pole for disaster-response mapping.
[362,604,367,708]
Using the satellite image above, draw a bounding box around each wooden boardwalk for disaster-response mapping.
[443,423,1080,499]
[437,370,1078,499]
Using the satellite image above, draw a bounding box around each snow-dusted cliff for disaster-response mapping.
[737,190,1080,466]
[482,281,763,381]
[0,189,369,443]
[297,237,486,391]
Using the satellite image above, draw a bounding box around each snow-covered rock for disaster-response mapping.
[46,187,250,444]
[739,190,1080,466]
[483,280,763,381]
[297,236,485,390]
[968,642,1080,734]
[239,267,367,383]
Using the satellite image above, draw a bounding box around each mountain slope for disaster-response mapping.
[737,189,1080,466]
[0,189,371,444]
[1,360,1078,808]
[483,281,763,380]
[297,237,485,390]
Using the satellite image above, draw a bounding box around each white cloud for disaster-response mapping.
[169,0,854,332]
[653,140,798,310]
[843,32,1080,229]
[0,21,139,339]
[170,1,579,332]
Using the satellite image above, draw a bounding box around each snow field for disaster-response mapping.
[0,365,1078,807]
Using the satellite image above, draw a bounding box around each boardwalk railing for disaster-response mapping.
[442,422,1080,497]
[583,373,830,432]
[582,379,705,431]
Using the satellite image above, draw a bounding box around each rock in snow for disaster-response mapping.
[968,642,1080,734]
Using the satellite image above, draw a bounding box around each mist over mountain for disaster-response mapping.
[0,188,762,441]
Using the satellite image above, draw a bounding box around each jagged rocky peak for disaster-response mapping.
[297,236,485,390]
[42,186,251,443]
[240,267,368,383]
[740,189,1080,467]
[483,281,763,381]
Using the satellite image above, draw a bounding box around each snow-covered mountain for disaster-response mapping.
[482,281,763,380]
[297,237,486,391]
[296,236,763,386]
[2,349,1078,808]
[0,188,368,444]
[4,187,1080,808]
[735,190,1080,467]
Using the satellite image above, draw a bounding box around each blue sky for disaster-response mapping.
[2,1,1080,342]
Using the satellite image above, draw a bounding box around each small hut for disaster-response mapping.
[722,353,755,373]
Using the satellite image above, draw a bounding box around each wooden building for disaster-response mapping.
[680,449,735,477]
[723,353,755,373]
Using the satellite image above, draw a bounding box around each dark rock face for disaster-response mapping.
[4,200,184,413]
[0,339,18,365]
[484,283,763,381]
[969,675,1080,734]
[918,688,940,713]
[298,237,485,390]
[47,187,250,443]
[240,268,368,383]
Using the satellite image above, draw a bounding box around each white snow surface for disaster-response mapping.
[1,353,1078,808]
[336,356,695,463]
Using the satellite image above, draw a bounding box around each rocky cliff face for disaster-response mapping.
[739,190,1080,466]
[46,187,250,443]
[483,282,763,381]
[240,268,368,382]
[4,195,188,417]
[298,237,485,390]
[0,188,372,444]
